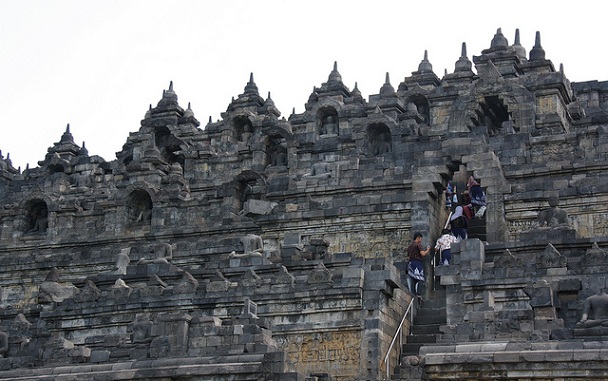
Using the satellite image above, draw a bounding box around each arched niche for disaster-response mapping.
[366,123,392,156]
[232,116,254,142]
[266,134,288,167]
[126,189,153,226]
[410,94,430,124]
[154,126,185,166]
[24,199,49,234]
[317,106,339,135]
[47,164,65,175]
[234,171,267,214]
[472,95,512,136]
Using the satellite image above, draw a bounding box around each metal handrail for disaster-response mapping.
[383,296,415,379]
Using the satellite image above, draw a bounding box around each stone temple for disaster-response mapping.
[1,27,608,380]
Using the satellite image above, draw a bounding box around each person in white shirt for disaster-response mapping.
[434,229,458,265]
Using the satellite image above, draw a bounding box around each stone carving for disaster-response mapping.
[240,268,262,288]
[129,313,153,343]
[538,196,569,227]
[303,238,330,260]
[269,140,288,167]
[321,115,338,135]
[27,205,48,234]
[206,270,232,293]
[241,123,253,142]
[229,234,264,258]
[74,279,101,303]
[128,195,152,226]
[272,265,295,285]
[305,162,331,178]
[581,242,607,266]
[494,249,523,268]
[10,314,32,356]
[369,130,392,156]
[139,242,173,264]
[307,263,332,285]
[149,336,171,358]
[575,291,608,335]
[520,195,578,243]
[537,243,567,268]
[139,274,167,297]
[114,248,131,275]
[38,268,77,303]
[70,171,92,190]
[110,278,132,299]
[174,271,199,294]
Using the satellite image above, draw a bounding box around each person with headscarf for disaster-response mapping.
[450,205,468,240]
[467,176,487,218]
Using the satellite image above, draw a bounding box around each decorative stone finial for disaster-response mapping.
[417,50,433,73]
[328,61,342,83]
[351,82,361,97]
[529,31,545,61]
[60,123,74,143]
[454,42,472,72]
[512,28,527,60]
[243,73,259,95]
[490,28,508,50]
[379,72,395,96]
[79,141,88,156]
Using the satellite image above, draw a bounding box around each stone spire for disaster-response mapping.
[155,81,182,113]
[328,61,342,83]
[512,28,527,60]
[417,50,433,73]
[243,73,259,96]
[529,31,546,61]
[184,102,193,118]
[454,42,473,72]
[41,123,81,165]
[490,28,509,51]
[262,92,281,117]
[79,141,88,157]
[379,72,395,96]
[225,73,265,114]
[60,123,75,144]
[351,82,361,97]
[306,62,351,108]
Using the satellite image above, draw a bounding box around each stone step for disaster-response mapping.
[415,306,446,317]
[411,323,442,335]
[401,342,424,356]
[413,313,445,326]
[404,333,437,344]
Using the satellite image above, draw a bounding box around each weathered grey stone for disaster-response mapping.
[2,28,608,381]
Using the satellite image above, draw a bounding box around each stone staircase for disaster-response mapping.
[467,213,486,241]
[401,288,447,357]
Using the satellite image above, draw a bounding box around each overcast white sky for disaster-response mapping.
[1,1,606,170]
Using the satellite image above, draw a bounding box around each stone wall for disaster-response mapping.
[1,28,608,380]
